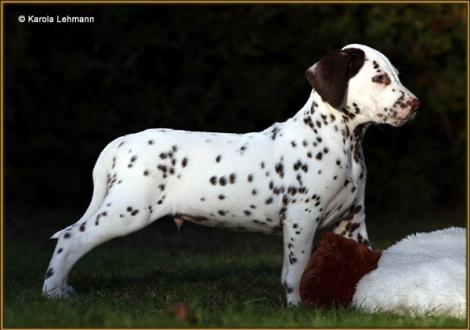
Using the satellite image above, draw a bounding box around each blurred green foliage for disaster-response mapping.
[4,4,467,220]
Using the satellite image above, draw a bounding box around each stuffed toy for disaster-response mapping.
[300,227,466,319]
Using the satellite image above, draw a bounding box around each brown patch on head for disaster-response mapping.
[305,48,365,109]
[299,232,381,309]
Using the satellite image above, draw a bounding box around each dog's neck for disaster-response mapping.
[293,90,372,132]
[288,91,369,165]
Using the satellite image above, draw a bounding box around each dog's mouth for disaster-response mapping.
[397,110,417,122]
[405,111,417,121]
[385,110,417,127]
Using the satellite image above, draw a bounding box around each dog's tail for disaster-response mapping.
[50,137,123,239]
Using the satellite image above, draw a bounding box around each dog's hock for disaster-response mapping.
[50,229,63,239]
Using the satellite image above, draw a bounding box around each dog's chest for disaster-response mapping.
[319,143,366,228]
[278,114,366,206]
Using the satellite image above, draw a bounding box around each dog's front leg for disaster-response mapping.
[333,207,370,248]
[281,205,320,307]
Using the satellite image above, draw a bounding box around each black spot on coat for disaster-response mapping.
[46,268,54,279]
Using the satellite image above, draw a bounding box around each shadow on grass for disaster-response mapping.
[3,206,467,327]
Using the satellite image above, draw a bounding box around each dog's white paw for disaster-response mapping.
[42,284,77,299]
[286,293,301,307]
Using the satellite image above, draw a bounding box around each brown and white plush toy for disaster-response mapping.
[300,228,466,319]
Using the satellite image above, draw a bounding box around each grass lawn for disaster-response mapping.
[3,207,467,328]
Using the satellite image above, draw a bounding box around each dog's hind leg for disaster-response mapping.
[42,175,168,298]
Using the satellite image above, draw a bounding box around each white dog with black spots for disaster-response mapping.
[43,44,420,306]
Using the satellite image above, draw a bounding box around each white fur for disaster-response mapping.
[353,227,466,319]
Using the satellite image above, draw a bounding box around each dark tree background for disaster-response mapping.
[4,4,467,227]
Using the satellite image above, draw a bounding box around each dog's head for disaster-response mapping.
[306,44,420,126]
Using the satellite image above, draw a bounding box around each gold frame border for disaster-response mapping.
[0,1,468,329]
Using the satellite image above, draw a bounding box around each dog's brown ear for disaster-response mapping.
[306,48,365,109]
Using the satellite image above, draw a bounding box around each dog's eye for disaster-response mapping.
[372,73,392,85]
[372,74,385,83]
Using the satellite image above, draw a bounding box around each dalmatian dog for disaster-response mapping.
[42,44,420,306]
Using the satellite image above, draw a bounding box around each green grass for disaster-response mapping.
[3,207,467,327]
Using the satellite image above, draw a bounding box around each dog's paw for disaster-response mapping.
[286,293,301,307]
[42,284,77,299]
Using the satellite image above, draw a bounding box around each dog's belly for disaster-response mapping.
[172,185,284,234]
[175,209,283,234]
